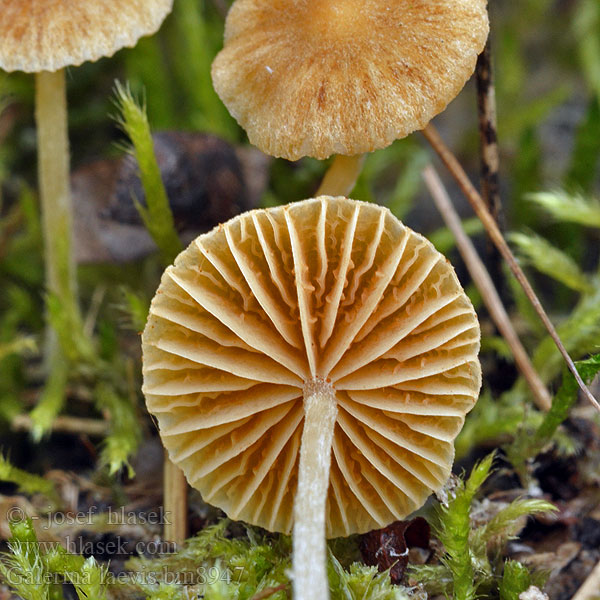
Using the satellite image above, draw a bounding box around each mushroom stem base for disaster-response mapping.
[317,154,365,197]
[293,379,337,600]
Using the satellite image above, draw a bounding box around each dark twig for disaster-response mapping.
[422,164,552,411]
[422,123,600,413]
[476,40,505,293]
[476,42,502,223]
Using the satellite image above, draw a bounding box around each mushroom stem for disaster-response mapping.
[293,379,338,600]
[35,69,80,349]
[317,155,365,197]
[163,457,188,546]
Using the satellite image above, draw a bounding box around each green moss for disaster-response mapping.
[0,453,60,508]
[411,454,554,600]
[113,82,182,266]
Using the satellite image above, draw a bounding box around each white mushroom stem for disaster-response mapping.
[317,154,365,197]
[35,69,79,353]
[293,379,338,600]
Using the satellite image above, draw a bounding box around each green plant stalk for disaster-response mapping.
[29,356,68,443]
[437,453,495,600]
[0,453,60,507]
[114,82,182,265]
[114,82,186,541]
[94,381,141,477]
[35,70,81,361]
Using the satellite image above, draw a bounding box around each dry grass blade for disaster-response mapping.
[572,560,600,600]
[422,164,551,411]
[422,123,600,412]
[163,459,188,545]
[11,414,109,437]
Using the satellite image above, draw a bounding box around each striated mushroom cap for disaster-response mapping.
[142,196,481,537]
[211,0,489,160]
[0,0,173,73]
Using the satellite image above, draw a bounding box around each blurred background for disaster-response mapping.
[0,1,599,596]
[0,0,599,478]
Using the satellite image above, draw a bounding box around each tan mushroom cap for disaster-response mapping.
[142,196,481,537]
[211,0,489,160]
[0,0,173,73]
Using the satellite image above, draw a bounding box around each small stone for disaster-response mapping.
[519,586,549,600]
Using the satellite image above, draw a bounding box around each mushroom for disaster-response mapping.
[211,0,489,192]
[0,0,173,346]
[142,196,481,600]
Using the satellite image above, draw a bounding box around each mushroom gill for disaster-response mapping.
[142,196,481,599]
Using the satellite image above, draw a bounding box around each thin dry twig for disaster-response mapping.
[422,164,552,411]
[475,40,505,292]
[11,413,109,436]
[572,560,600,600]
[422,123,600,412]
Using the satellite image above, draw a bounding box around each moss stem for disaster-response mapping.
[317,154,365,197]
[293,379,337,600]
[35,70,80,347]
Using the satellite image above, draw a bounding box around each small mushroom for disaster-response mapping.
[142,196,481,600]
[0,0,173,338]
[212,0,489,162]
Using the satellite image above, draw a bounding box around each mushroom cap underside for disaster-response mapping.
[142,196,481,538]
[0,0,173,72]
[212,0,489,160]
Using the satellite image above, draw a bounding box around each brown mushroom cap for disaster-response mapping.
[0,0,173,73]
[211,0,489,160]
[142,196,481,537]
